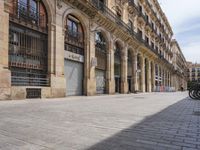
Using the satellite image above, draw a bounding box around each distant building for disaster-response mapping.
[171,40,188,91]
[187,62,200,82]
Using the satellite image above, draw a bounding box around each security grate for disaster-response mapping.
[26,88,41,99]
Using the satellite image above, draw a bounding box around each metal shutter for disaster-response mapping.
[64,59,83,96]
[96,69,106,94]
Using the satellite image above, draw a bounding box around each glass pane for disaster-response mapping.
[72,22,78,33]
[29,0,37,21]
[19,0,28,17]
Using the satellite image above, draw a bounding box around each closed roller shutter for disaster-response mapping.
[64,59,83,96]
[96,69,106,94]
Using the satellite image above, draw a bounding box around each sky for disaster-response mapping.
[158,0,200,63]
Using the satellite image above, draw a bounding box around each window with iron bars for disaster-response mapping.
[9,23,49,86]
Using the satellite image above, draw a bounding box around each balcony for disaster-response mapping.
[89,0,172,66]
[138,11,147,24]
[128,0,138,12]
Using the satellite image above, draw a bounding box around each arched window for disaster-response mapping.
[65,15,84,55]
[95,32,107,94]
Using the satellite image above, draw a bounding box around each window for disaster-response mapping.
[138,30,143,39]
[145,36,149,45]
[146,15,149,22]
[67,18,78,37]
[65,15,84,55]
[128,20,133,30]
[116,11,122,19]
[95,32,106,52]
[139,5,142,13]
[18,0,38,23]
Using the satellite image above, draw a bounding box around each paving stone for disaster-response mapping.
[0,92,199,150]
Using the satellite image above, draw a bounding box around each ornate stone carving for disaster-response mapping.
[57,0,63,9]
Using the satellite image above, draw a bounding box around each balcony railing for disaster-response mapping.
[65,28,84,47]
[89,0,172,66]
[128,0,138,11]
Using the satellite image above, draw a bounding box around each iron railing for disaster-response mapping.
[64,27,84,55]
[65,27,84,46]
[89,0,173,66]
[95,43,107,53]
[64,43,84,55]
[11,71,49,86]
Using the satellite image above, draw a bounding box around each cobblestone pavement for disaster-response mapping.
[0,92,199,150]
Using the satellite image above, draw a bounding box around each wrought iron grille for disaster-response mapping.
[9,23,49,86]
[65,43,84,55]
[65,29,84,48]
[26,88,41,98]
[65,27,84,55]
[95,32,107,70]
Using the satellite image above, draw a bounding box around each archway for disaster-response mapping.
[64,14,85,96]
[95,31,107,94]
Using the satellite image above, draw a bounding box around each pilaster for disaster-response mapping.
[107,38,115,94]
[84,29,96,96]
[151,61,155,92]
[132,52,138,92]
[140,55,145,92]
[0,1,11,100]
[147,60,152,92]
[120,47,128,94]
[49,12,65,98]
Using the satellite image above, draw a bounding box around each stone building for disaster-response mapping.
[171,40,188,91]
[0,0,184,100]
[187,62,200,82]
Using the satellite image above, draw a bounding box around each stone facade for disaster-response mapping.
[0,0,187,100]
[187,62,200,82]
[171,40,188,91]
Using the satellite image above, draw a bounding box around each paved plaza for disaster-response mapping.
[0,92,200,150]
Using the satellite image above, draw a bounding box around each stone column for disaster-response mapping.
[147,60,152,92]
[169,73,172,87]
[0,1,11,100]
[140,56,145,92]
[131,52,138,92]
[151,61,155,92]
[107,38,115,94]
[84,29,96,96]
[120,47,128,94]
[163,70,165,87]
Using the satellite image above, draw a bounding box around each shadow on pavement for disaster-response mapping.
[86,97,200,150]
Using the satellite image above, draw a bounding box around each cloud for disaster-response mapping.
[182,43,200,63]
[158,0,200,63]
